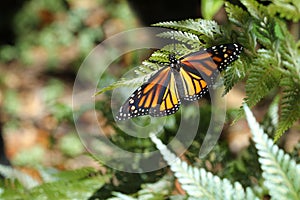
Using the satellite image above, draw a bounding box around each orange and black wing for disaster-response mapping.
[115,67,180,120]
[178,43,243,101]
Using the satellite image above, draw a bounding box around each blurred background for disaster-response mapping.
[0,0,299,199]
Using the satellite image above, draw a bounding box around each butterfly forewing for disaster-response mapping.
[115,67,181,120]
[179,43,243,101]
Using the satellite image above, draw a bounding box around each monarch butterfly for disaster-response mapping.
[115,43,243,121]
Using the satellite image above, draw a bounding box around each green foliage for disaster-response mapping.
[0,0,135,65]
[91,2,300,198]
[42,79,64,103]
[58,133,85,157]
[276,75,300,140]
[150,134,259,200]
[244,104,300,200]
[201,0,224,20]
[3,89,20,115]
[157,31,201,48]
[108,175,174,200]
[225,0,300,138]
[245,49,281,108]
[0,166,108,199]
[129,104,299,200]
[153,19,224,42]
[12,145,45,167]
[267,0,300,22]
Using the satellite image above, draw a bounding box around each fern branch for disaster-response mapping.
[275,77,300,140]
[244,104,300,200]
[244,49,281,107]
[153,19,223,41]
[240,0,266,20]
[267,0,300,22]
[157,30,201,48]
[134,62,160,76]
[225,2,257,52]
[150,134,259,200]
[223,59,246,94]
[149,43,193,59]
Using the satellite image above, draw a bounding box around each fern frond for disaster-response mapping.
[275,77,300,141]
[244,49,281,107]
[52,167,96,180]
[134,62,160,76]
[240,0,281,50]
[29,167,107,199]
[147,50,170,63]
[157,30,201,48]
[156,43,193,57]
[0,164,39,189]
[240,0,266,20]
[268,0,300,22]
[225,2,250,28]
[108,175,173,200]
[30,175,106,199]
[150,134,259,200]
[244,104,300,200]
[225,2,257,52]
[153,19,223,41]
[223,59,246,94]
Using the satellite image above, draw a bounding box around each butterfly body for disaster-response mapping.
[116,43,243,121]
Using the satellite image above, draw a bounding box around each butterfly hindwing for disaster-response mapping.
[116,67,181,120]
